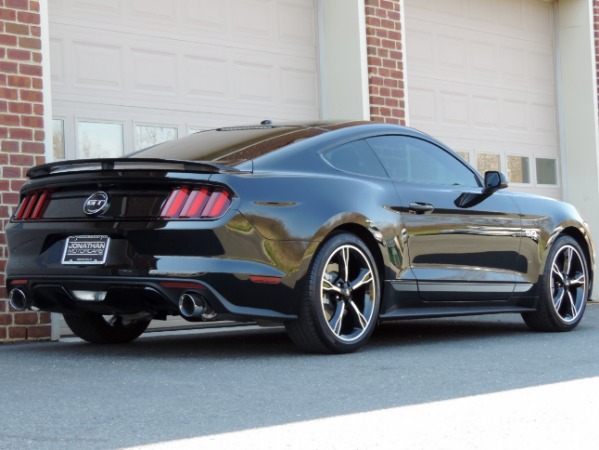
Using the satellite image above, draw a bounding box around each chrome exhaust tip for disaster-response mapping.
[178,292,216,321]
[9,289,32,311]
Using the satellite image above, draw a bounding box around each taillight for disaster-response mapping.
[14,190,50,220]
[160,186,232,219]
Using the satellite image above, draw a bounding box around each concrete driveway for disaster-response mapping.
[1,305,599,449]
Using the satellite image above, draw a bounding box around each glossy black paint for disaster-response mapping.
[5,122,595,328]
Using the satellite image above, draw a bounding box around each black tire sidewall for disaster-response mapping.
[540,236,589,331]
[306,233,381,352]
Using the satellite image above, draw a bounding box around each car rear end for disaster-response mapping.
[5,158,297,326]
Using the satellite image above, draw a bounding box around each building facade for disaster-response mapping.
[1,0,598,342]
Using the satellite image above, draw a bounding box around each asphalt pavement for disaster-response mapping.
[1,304,599,449]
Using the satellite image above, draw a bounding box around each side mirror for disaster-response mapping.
[484,171,508,191]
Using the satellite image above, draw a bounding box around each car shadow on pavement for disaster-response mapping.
[22,312,543,360]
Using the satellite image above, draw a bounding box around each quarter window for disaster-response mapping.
[322,140,388,178]
[367,136,480,187]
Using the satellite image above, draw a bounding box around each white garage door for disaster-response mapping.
[405,0,561,200]
[49,0,320,159]
[48,0,319,335]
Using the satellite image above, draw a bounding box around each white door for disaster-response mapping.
[405,0,561,200]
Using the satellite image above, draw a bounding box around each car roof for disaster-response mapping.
[128,121,431,166]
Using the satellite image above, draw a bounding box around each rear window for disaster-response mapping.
[128,126,327,165]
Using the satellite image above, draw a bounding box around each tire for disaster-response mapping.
[522,236,590,332]
[285,233,381,353]
[63,313,151,344]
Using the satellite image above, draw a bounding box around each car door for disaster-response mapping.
[367,135,524,301]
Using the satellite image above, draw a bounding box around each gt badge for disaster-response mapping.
[83,191,110,216]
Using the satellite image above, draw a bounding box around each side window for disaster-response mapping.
[323,140,388,178]
[367,136,480,187]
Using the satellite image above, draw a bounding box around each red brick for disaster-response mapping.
[22,141,44,153]
[0,7,17,21]
[0,61,18,74]
[3,192,19,204]
[6,0,28,10]
[8,101,32,114]
[39,312,51,324]
[0,327,7,340]
[10,178,26,191]
[7,75,31,88]
[20,63,42,77]
[9,153,33,166]
[8,326,26,339]
[18,36,41,50]
[21,115,43,128]
[17,11,40,25]
[0,314,12,326]
[2,166,21,178]
[14,312,40,326]
[7,48,31,60]
[0,33,17,46]
[0,300,6,313]
[27,325,51,339]
[9,127,32,140]
[0,100,6,112]
[0,113,20,126]
[20,89,43,102]
[5,22,29,36]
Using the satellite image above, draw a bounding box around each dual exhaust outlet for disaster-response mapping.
[9,288,216,322]
[178,292,216,321]
[8,289,32,311]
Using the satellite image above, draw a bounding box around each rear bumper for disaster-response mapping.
[6,275,298,322]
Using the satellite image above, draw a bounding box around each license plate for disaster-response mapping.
[62,235,110,265]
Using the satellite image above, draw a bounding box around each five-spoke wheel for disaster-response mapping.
[523,235,589,332]
[286,233,380,353]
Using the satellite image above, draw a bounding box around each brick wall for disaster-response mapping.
[365,0,407,125]
[0,0,50,343]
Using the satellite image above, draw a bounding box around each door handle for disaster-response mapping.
[408,202,434,214]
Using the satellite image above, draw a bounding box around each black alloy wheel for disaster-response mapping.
[286,233,380,353]
[522,235,589,332]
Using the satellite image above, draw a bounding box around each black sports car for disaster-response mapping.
[6,121,594,353]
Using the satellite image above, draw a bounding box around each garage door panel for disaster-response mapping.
[50,0,316,58]
[406,0,559,199]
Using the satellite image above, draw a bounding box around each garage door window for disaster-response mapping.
[52,119,65,160]
[536,158,558,185]
[77,121,124,159]
[507,155,530,184]
[477,153,501,174]
[135,125,178,151]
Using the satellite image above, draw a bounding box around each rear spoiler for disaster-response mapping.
[26,158,251,179]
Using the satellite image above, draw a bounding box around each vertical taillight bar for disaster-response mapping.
[14,190,50,221]
[160,186,231,219]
